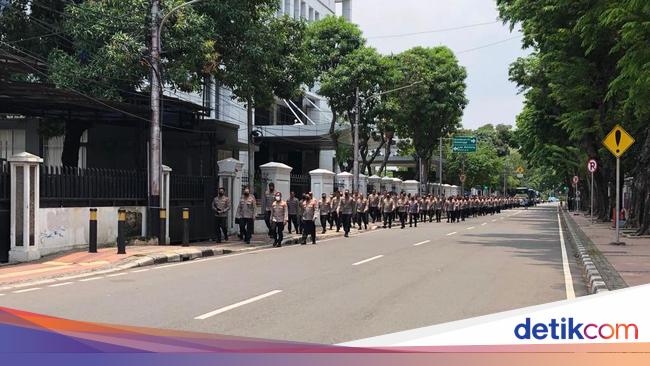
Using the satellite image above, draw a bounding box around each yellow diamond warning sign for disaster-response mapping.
[603,124,635,158]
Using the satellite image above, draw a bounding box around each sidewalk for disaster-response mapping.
[0,225,378,289]
[567,212,650,288]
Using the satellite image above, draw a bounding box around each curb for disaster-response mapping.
[560,209,614,294]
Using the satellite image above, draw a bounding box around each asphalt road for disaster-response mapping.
[0,203,586,344]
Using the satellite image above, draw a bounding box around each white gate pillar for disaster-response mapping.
[9,152,43,262]
[259,162,293,202]
[218,158,244,233]
[336,172,353,192]
[310,169,335,199]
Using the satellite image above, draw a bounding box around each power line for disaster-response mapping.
[456,35,523,55]
[367,20,500,39]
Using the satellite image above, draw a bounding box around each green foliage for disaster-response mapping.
[390,46,468,161]
[305,16,365,76]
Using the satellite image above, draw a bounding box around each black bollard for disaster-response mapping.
[89,208,98,253]
[159,208,167,245]
[117,209,126,254]
[182,208,190,247]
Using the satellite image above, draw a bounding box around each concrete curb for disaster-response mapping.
[560,209,609,294]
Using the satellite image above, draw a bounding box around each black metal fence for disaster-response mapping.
[0,163,10,262]
[40,166,147,208]
[168,173,217,243]
[290,173,311,196]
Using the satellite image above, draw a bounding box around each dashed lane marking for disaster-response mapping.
[194,290,283,320]
[352,255,384,266]
[446,232,457,236]
[413,240,431,246]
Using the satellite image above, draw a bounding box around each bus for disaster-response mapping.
[514,187,538,207]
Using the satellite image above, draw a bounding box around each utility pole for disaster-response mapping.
[439,137,443,196]
[148,0,162,237]
[247,102,255,192]
[353,87,360,192]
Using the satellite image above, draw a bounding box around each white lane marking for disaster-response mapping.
[413,240,431,246]
[131,269,150,273]
[446,232,457,236]
[106,272,128,278]
[491,219,497,222]
[13,287,41,294]
[466,226,475,230]
[48,282,74,288]
[78,276,103,282]
[194,290,283,320]
[352,255,384,266]
[557,213,576,300]
[481,222,487,226]
[0,294,4,296]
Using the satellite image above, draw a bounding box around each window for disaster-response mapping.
[308,6,314,21]
[300,1,306,19]
[315,11,320,21]
[293,0,299,18]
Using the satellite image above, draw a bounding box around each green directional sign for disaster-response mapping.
[452,136,477,153]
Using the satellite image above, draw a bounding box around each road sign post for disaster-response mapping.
[602,124,635,245]
[572,175,579,215]
[587,159,598,223]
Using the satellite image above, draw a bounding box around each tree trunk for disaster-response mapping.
[61,120,86,167]
[363,138,385,175]
[377,137,392,176]
[632,128,650,235]
[247,100,255,191]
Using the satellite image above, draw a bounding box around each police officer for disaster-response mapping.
[330,190,342,232]
[397,193,408,229]
[382,192,395,229]
[212,187,230,243]
[339,190,355,237]
[301,193,318,245]
[263,182,275,238]
[368,190,379,223]
[318,193,330,234]
[271,192,288,247]
[236,188,256,244]
[355,193,369,230]
[287,191,300,234]
[408,195,419,227]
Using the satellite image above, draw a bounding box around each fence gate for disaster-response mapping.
[290,173,311,196]
[0,164,10,263]
[168,174,217,243]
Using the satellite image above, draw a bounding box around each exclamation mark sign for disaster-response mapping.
[615,130,622,154]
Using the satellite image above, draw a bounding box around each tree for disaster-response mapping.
[219,13,315,185]
[304,15,365,135]
[390,46,468,187]
[319,46,398,173]
[498,0,623,221]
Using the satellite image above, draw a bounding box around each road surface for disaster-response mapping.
[0,204,586,344]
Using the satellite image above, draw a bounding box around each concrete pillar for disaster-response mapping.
[218,158,244,233]
[403,180,419,196]
[336,172,353,192]
[259,162,293,202]
[309,169,335,199]
[161,165,171,243]
[381,176,393,193]
[368,175,381,193]
[9,152,43,262]
[358,173,368,195]
[392,178,403,193]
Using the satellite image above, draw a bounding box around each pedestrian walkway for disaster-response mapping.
[568,213,650,287]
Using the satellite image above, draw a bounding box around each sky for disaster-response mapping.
[337,0,530,130]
